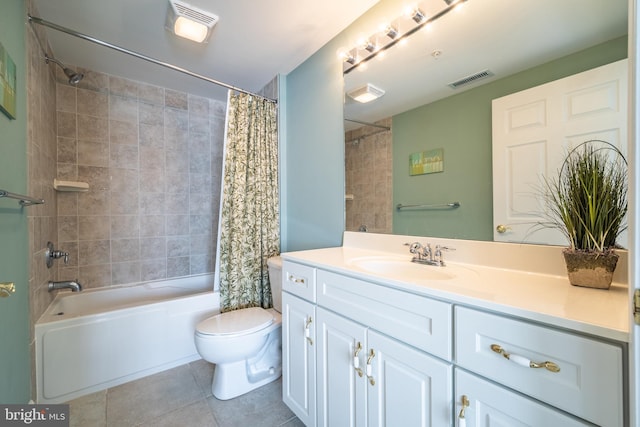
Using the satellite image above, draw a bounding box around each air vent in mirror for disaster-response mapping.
[448,70,495,89]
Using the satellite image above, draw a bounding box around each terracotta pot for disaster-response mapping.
[562,249,619,289]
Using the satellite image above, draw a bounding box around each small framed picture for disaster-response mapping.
[409,148,444,176]
[0,41,17,120]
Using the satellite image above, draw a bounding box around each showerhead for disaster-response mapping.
[44,54,84,85]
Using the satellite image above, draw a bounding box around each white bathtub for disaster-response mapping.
[35,274,219,404]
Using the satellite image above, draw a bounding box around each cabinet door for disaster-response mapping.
[282,292,316,426]
[367,330,452,427]
[455,370,591,427]
[316,307,367,427]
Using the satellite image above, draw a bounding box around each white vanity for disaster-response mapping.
[280,232,629,426]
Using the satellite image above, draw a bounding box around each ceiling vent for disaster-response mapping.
[448,69,495,89]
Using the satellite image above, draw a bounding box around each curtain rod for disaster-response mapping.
[28,15,277,104]
[344,118,391,130]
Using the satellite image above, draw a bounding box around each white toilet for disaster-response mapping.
[195,256,283,400]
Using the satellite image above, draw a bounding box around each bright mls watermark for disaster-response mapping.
[0,405,69,426]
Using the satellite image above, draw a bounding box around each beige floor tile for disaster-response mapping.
[66,362,302,427]
[138,399,219,427]
[106,365,205,426]
[68,390,107,427]
[188,358,214,398]
[207,378,295,427]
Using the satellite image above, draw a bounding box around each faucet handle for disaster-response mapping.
[55,250,69,264]
[433,245,455,265]
[404,242,423,255]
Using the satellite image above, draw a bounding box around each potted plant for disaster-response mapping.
[543,140,627,289]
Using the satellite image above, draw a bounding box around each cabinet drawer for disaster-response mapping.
[282,261,316,302]
[317,269,452,360]
[455,306,623,427]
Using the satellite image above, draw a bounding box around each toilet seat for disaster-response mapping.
[196,307,274,336]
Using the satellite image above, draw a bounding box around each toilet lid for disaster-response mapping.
[196,307,274,336]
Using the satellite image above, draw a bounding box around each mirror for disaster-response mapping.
[343,0,628,240]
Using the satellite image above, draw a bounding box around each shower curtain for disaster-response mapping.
[218,91,279,312]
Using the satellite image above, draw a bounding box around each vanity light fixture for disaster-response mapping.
[410,8,427,23]
[347,83,385,103]
[341,50,358,65]
[342,0,468,74]
[385,25,399,40]
[361,39,378,53]
[165,0,219,44]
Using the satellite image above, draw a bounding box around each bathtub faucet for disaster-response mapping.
[48,280,82,292]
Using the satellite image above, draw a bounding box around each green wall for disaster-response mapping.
[282,0,405,251]
[392,36,628,240]
[282,38,346,251]
[0,0,31,403]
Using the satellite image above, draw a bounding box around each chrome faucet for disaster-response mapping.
[404,242,455,267]
[48,280,82,292]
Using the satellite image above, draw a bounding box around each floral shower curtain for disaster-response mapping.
[218,91,279,312]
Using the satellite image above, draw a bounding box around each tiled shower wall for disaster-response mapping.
[53,69,226,290]
[26,0,61,398]
[345,118,393,234]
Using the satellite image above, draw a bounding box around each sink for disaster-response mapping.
[347,256,459,281]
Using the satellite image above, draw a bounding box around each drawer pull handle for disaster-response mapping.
[366,349,376,386]
[288,274,305,285]
[304,316,313,345]
[458,395,469,427]
[491,344,560,373]
[353,341,363,377]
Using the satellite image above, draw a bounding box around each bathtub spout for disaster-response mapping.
[48,280,82,292]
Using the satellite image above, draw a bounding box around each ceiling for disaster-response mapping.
[30,0,628,126]
[30,0,381,101]
[343,0,628,130]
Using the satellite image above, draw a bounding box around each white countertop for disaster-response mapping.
[282,234,630,342]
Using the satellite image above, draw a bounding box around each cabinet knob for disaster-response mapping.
[496,224,511,234]
[490,344,560,373]
[0,282,15,298]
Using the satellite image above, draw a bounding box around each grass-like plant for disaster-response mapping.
[543,140,627,253]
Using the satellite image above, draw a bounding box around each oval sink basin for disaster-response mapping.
[347,256,458,281]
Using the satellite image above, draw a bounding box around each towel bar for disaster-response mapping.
[0,189,45,206]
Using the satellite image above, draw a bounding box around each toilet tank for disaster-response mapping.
[267,256,282,312]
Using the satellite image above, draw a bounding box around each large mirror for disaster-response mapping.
[343,0,628,242]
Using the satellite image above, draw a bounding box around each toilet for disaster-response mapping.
[195,256,283,400]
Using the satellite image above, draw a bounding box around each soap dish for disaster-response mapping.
[53,179,89,192]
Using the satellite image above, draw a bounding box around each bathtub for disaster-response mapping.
[35,274,219,404]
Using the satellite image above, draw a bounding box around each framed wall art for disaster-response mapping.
[409,148,444,176]
[0,41,17,120]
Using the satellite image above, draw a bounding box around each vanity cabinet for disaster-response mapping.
[283,260,453,427]
[282,258,626,427]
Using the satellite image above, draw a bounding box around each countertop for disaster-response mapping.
[282,243,630,342]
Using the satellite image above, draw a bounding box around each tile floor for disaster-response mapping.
[66,359,304,427]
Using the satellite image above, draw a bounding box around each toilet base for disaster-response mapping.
[212,361,282,400]
[211,327,282,400]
